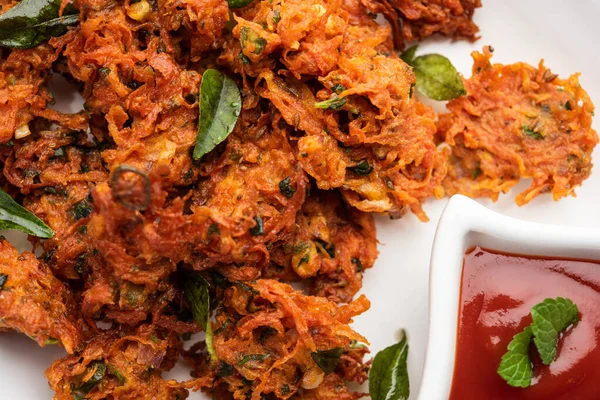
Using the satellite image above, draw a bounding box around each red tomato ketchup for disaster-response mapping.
[448,247,600,400]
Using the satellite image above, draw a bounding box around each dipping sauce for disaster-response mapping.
[449,247,600,400]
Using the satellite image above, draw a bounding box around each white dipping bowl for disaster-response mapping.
[417,194,600,400]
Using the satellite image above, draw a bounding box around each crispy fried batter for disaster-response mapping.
[0,238,83,353]
[439,47,599,205]
[46,325,187,399]
[266,188,377,303]
[185,279,369,400]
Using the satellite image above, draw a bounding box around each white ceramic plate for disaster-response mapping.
[2,1,600,398]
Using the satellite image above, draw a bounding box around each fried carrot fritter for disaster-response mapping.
[266,188,378,303]
[0,238,83,353]
[46,325,187,399]
[185,279,370,400]
[439,47,599,205]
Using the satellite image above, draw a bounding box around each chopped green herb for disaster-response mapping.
[281,383,290,396]
[278,176,296,199]
[208,223,221,236]
[330,84,346,93]
[52,147,65,158]
[349,160,373,176]
[227,0,254,8]
[239,353,270,365]
[564,101,572,110]
[369,330,410,400]
[234,281,259,295]
[567,154,577,162]
[473,166,483,179]
[217,361,234,377]
[249,216,264,236]
[108,365,126,385]
[522,126,544,140]
[72,361,106,397]
[0,273,7,289]
[70,198,92,221]
[314,94,347,110]
[311,348,343,375]
[0,189,54,238]
[272,9,281,24]
[240,27,266,54]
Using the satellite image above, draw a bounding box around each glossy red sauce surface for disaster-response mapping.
[449,247,600,400]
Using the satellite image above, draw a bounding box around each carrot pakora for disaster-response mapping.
[0,0,596,398]
[0,238,83,353]
[439,47,599,205]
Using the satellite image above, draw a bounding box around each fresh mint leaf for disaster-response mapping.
[369,330,409,400]
[193,69,241,160]
[411,54,466,101]
[311,348,343,375]
[0,189,54,238]
[0,0,79,49]
[183,273,217,360]
[531,297,579,365]
[497,297,579,388]
[497,326,533,388]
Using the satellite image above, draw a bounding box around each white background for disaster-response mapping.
[2,1,600,398]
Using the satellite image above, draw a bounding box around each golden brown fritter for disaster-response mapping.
[266,188,378,303]
[46,325,187,399]
[0,238,83,353]
[185,279,370,400]
[439,47,599,205]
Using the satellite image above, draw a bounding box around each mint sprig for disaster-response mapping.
[497,326,533,388]
[497,297,579,388]
[531,297,579,365]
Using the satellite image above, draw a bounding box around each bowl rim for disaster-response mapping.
[416,194,600,400]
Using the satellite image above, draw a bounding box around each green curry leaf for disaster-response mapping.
[400,46,465,101]
[411,54,466,101]
[0,0,79,49]
[369,330,410,400]
[400,45,418,65]
[183,273,218,360]
[531,297,579,365]
[193,69,241,160]
[311,348,343,375]
[0,189,54,238]
[497,326,533,388]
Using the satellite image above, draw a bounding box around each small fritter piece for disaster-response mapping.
[0,238,82,353]
[368,0,481,49]
[187,279,370,400]
[294,373,366,399]
[266,189,378,303]
[158,0,229,62]
[439,47,599,205]
[0,45,58,143]
[46,325,187,400]
[53,2,201,186]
